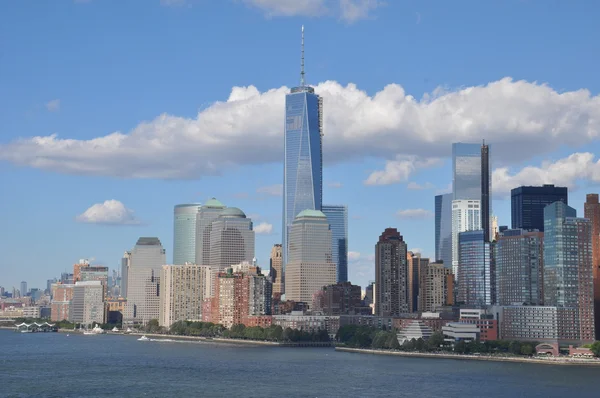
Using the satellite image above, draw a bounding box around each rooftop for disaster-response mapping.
[295,209,327,219]
[202,198,225,208]
[135,237,162,246]
[220,207,246,218]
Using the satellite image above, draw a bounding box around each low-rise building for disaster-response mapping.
[339,315,394,330]
[397,321,434,344]
[442,322,480,343]
[51,284,74,322]
[272,312,340,337]
[22,306,41,319]
[458,309,498,341]
[242,315,273,328]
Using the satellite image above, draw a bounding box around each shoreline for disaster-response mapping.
[335,347,600,366]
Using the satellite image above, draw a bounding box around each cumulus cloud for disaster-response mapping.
[493,152,600,198]
[45,99,60,112]
[348,251,361,261]
[396,208,433,219]
[407,181,434,190]
[76,200,141,225]
[254,222,274,234]
[1,78,599,180]
[257,184,283,197]
[241,0,381,22]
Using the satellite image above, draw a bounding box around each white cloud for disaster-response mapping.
[409,248,423,255]
[76,200,141,225]
[396,208,433,219]
[407,181,434,190]
[328,181,343,188]
[348,251,361,261]
[492,152,600,198]
[254,222,274,234]
[257,184,283,197]
[1,78,599,180]
[365,156,441,186]
[241,0,381,22]
[45,99,60,112]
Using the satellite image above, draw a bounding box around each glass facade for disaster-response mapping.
[458,230,492,307]
[435,193,452,268]
[511,185,568,232]
[209,208,255,271]
[173,204,201,265]
[452,143,482,201]
[322,205,348,283]
[195,199,227,266]
[282,86,323,268]
[451,199,481,278]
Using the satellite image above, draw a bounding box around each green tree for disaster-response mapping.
[520,344,534,356]
[454,340,467,354]
[145,319,160,333]
[509,340,522,355]
[427,332,444,351]
[589,341,600,357]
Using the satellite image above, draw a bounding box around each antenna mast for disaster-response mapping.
[300,25,305,87]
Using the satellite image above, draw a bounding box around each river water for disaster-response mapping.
[0,330,598,397]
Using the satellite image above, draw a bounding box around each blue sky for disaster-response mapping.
[1,0,599,291]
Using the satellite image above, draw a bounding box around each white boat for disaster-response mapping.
[111,327,119,332]
[83,325,105,335]
[138,335,149,341]
[20,330,32,333]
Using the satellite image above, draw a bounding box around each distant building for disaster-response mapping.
[495,229,544,306]
[269,244,283,295]
[173,203,202,265]
[20,281,27,297]
[71,281,104,325]
[451,199,481,278]
[123,237,166,325]
[73,259,90,283]
[322,205,348,282]
[442,322,480,343]
[272,313,339,337]
[80,266,109,298]
[458,309,497,341]
[375,228,409,316]
[121,251,131,298]
[22,306,40,319]
[317,282,362,315]
[584,193,600,340]
[434,193,453,268]
[543,202,595,343]
[511,185,568,232]
[407,252,428,313]
[195,198,227,266]
[452,143,483,201]
[458,230,493,307]
[208,207,254,271]
[397,321,434,344]
[51,284,74,322]
[159,264,210,328]
[285,210,336,304]
[418,261,454,312]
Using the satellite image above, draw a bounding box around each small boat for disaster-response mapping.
[20,330,32,333]
[83,325,105,335]
[111,327,119,332]
[138,335,149,341]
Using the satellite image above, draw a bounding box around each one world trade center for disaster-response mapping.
[282,26,324,274]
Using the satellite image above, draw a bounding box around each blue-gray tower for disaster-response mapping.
[282,26,324,276]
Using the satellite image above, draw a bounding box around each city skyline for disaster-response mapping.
[1,1,600,290]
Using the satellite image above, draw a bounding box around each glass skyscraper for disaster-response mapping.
[457,230,492,307]
[282,28,323,268]
[173,203,201,265]
[322,205,348,283]
[452,143,483,201]
[511,184,568,232]
[434,193,452,268]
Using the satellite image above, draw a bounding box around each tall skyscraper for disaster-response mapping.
[543,202,595,342]
[495,229,544,306]
[434,193,452,267]
[457,230,493,307]
[121,251,131,298]
[452,143,482,201]
[124,237,166,325]
[322,205,348,282]
[285,210,336,303]
[584,193,600,339]
[173,203,201,265]
[195,198,227,265]
[269,244,283,295]
[375,228,409,316]
[282,26,324,269]
[451,199,481,278]
[208,207,254,270]
[511,185,568,231]
[480,142,491,242]
[407,252,428,313]
[20,281,27,297]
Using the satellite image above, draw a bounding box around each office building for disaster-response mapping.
[80,266,109,298]
[269,244,283,295]
[480,142,491,241]
[50,284,74,322]
[282,26,324,268]
[434,193,452,268]
[20,281,27,297]
[71,281,104,325]
[458,309,498,341]
[322,205,348,282]
[285,210,336,303]
[159,264,209,327]
[418,261,454,312]
[73,259,91,283]
[584,193,600,339]
[209,207,254,270]
[458,230,493,307]
[543,202,595,342]
[451,199,481,278]
[495,229,544,306]
[452,143,482,201]
[173,203,202,265]
[316,282,363,316]
[121,251,131,298]
[123,237,166,325]
[511,185,568,231]
[375,228,409,316]
[407,252,428,313]
[195,198,227,265]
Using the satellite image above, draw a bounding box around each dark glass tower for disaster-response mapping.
[511,185,568,231]
[322,205,348,283]
[282,26,324,269]
[434,193,452,267]
[481,142,490,241]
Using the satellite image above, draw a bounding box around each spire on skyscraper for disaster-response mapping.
[300,25,305,87]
